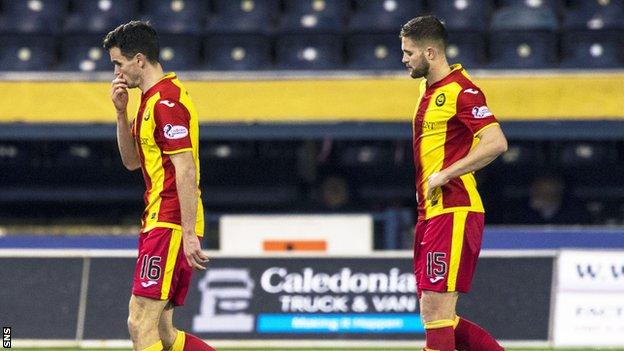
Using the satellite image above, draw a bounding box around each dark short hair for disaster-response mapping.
[103,20,160,63]
[400,15,448,49]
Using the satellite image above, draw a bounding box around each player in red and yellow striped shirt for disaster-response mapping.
[105,21,214,351]
[401,16,508,351]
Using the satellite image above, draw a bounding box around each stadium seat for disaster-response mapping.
[563,0,624,31]
[491,5,559,31]
[0,0,67,34]
[559,142,615,167]
[158,35,201,70]
[346,34,401,70]
[279,0,349,33]
[0,143,32,185]
[561,31,623,68]
[446,31,487,68]
[64,0,136,34]
[490,5,558,68]
[488,31,557,68]
[0,35,57,71]
[497,0,561,11]
[429,0,493,32]
[348,0,423,33]
[140,0,206,34]
[207,0,279,34]
[566,0,623,12]
[203,34,272,70]
[275,34,343,69]
[58,35,112,72]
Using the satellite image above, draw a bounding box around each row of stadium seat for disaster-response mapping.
[0,30,621,71]
[1,139,622,225]
[0,0,621,34]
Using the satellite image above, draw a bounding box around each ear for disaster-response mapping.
[135,53,146,69]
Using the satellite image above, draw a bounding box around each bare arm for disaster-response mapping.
[427,124,508,199]
[111,75,140,170]
[170,151,208,271]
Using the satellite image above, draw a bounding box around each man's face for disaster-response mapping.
[401,37,430,79]
[109,47,141,88]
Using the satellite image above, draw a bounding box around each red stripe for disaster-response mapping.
[441,116,472,208]
[156,152,181,224]
[413,90,434,220]
[135,101,152,228]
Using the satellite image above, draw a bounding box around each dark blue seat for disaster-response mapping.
[430,0,493,32]
[0,0,67,34]
[207,0,279,34]
[346,34,401,70]
[275,34,343,69]
[141,0,205,34]
[561,31,623,68]
[64,0,136,34]
[0,35,57,71]
[491,5,559,31]
[489,5,558,68]
[348,0,423,33]
[202,34,272,70]
[446,31,487,68]
[158,35,201,70]
[279,0,349,33]
[497,0,561,11]
[566,0,622,12]
[563,1,624,31]
[58,35,112,72]
[488,31,557,68]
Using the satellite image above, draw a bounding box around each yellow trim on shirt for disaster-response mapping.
[163,147,193,155]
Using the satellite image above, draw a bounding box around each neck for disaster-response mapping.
[139,63,165,93]
[425,60,452,86]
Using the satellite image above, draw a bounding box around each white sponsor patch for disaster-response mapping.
[463,88,479,95]
[163,124,188,139]
[471,105,493,119]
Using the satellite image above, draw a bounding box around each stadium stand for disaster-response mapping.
[0,0,622,240]
[0,0,621,70]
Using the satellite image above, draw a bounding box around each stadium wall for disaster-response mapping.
[1,250,553,348]
[1,72,623,123]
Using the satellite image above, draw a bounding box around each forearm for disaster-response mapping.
[116,111,140,170]
[443,142,501,179]
[175,166,198,238]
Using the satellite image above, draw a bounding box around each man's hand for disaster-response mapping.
[111,74,129,113]
[182,233,209,271]
[427,171,450,200]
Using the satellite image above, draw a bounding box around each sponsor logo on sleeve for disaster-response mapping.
[163,124,189,139]
[463,88,479,95]
[471,106,493,119]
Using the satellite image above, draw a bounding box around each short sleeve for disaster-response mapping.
[153,99,193,154]
[456,86,498,135]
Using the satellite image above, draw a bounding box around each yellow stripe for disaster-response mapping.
[1,73,623,122]
[140,93,165,231]
[142,340,163,351]
[163,147,193,155]
[453,315,461,329]
[424,319,456,329]
[473,122,499,137]
[170,330,186,351]
[447,211,468,291]
[161,228,182,300]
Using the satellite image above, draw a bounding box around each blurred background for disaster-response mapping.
[0,0,623,348]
